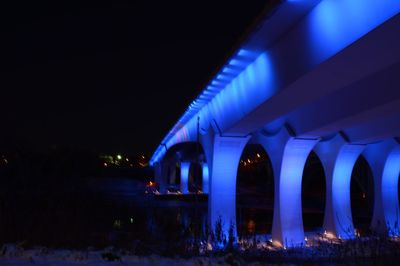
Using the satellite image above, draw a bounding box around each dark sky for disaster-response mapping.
[0,0,268,154]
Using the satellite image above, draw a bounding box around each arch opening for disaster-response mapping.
[301,151,326,233]
[164,162,181,193]
[189,162,202,193]
[162,142,207,194]
[350,155,374,236]
[236,144,274,239]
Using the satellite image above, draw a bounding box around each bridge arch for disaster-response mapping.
[236,143,274,238]
[155,142,209,194]
[252,127,321,247]
[380,147,400,236]
[301,151,326,234]
[363,141,400,236]
[350,155,374,235]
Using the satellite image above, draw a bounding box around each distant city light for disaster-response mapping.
[256,153,260,158]
[113,220,122,228]
[99,153,148,169]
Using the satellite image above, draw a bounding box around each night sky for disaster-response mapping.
[1,0,269,154]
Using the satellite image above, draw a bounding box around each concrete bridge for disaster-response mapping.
[150,0,400,247]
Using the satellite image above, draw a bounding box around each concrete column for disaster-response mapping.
[155,161,168,194]
[253,127,291,247]
[209,135,250,238]
[278,137,319,247]
[202,163,209,194]
[315,135,365,239]
[254,127,320,247]
[154,162,162,191]
[180,161,190,194]
[332,144,366,239]
[168,163,177,185]
[199,128,215,227]
[314,135,345,236]
[363,140,400,236]
[381,146,400,236]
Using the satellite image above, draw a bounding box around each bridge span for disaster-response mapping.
[150,0,400,247]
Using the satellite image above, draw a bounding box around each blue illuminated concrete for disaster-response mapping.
[180,162,190,194]
[149,0,399,158]
[277,138,319,247]
[307,0,400,65]
[314,134,346,236]
[154,162,163,192]
[363,140,400,235]
[150,0,400,247]
[168,163,177,185]
[202,163,209,194]
[253,127,291,246]
[332,144,365,239]
[209,135,250,238]
[381,147,400,236]
[314,135,369,238]
[156,162,169,194]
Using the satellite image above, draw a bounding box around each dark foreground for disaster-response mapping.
[1,175,397,265]
[1,237,400,266]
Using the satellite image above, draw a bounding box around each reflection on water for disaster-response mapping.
[247,219,256,234]
[0,177,370,249]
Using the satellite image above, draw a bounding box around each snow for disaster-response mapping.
[0,244,273,266]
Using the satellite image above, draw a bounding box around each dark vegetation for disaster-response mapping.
[0,148,151,248]
[0,147,398,265]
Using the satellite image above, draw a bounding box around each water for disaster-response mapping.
[0,176,369,250]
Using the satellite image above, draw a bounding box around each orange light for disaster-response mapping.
[247,220,256,233]
[324,231,336,240]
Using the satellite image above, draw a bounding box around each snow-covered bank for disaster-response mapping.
[0,244,281,266]
[2,238,400,266]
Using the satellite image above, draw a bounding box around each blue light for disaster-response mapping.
[150,0,400,166]
[209,52,276,131]
[211,80,226,87]
[237,49,258,58]
[278,138,319,247]
[206,86,220,92]
[202,163,209,194]
[308,0,400,64]
[180,162,190,194]
[150,52,275,164]
[228,58,246,67]
[216,74,231,82]
[221,67,239,76]
[209,135,250,239]
[331,145,365,239]
[381,147,400,236]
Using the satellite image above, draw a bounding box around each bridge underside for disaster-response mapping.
[151,1,400,247]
